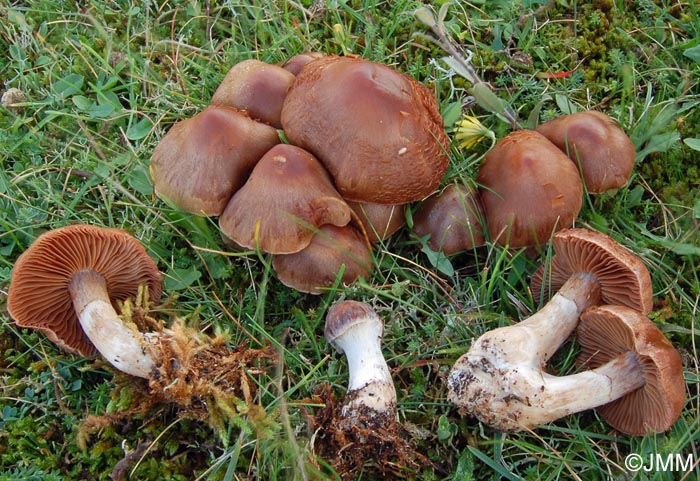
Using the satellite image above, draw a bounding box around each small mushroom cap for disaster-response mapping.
[272,224,372,294]
[577,305,685,435]
[280,52,325,75]
[537,111,636,194]
[281,55,450,204]
[413,183,486,254]
[211,59,296,129]
[324,300,382,350]
[531,228,653,314]
[7,224,163,356]
[219,144,353,254]
[150,105,280,216]
[476,130,583,248]
[347,200,406,243]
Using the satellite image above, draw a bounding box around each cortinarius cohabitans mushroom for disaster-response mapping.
[7,224,163,378]
[576,305,685,435]
[219,143,353,254]
[150,105,279,216]
[448,228,654,430]
[537,111,636,194]
[325,300,396,422]
[476,130,583,248]
[281,55,450,204]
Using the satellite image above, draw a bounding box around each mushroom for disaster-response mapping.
[536,111,636,194]
[150,105,280,216]
[324,300,396,422]
[281,55,450,204]
[272,224,373,294]
[211,59,296,129]
[279,51,325,75]
[219,143,353,254]
[312,301,430,477]
[476,129,583,248]
[576,305,685,435]
[413,183,486,254]
[7,224,163,378]
[448,227,653,431]
[347,200,406,243]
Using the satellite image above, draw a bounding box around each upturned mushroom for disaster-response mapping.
[272,224,373,294]
[211,59,296,129]
[7,224,163,378]
[536,111,636,194]
[448,228,653,431]
[413,183,486,254]
[476,129,583,248]
[219,143,353,254]
[150,105,280,216]
[325,300,396,422]
[281,55,450,204]
[576,305,685,435]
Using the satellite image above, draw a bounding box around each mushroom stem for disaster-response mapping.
[505,272,600,364]
[338,318,396,417]
[325,301,397,421]
[68,270,159,378]
[449,346,646,430]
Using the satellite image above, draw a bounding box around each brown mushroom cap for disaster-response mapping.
[280,52,325,76]
[280,55,450,204]
[531,228,653,314]
[211,59,296,129]
[413,183,486,254]
[324,300,380,347]
[476,130,583,248]
[347,200,406,243]
[272,224,372,294]
[219,144,353,254]
[7,224,163,356]
[537,111,636,194]
[577,305,685,435]
[150,105,280,216]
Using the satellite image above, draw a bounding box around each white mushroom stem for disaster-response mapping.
[68,270,160,378]
[329,311,397,420]
[448,271,646,431]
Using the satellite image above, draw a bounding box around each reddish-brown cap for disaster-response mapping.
[281,55,450,204]
[531,228,653,313]
[7,224,163,356]
[211,59,296,129]
[537,111,636,194]
[577,305,685,435]
[272,224,372,294]
[219,144,353,254]
[413,183,486,254]
[150,105,280,216]
[347,200,406,244]
[476,130,583,248]
[280,52,325,76]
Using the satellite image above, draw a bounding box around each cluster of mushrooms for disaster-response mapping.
[5,51,688,477]
[150,53,449,294]
[414,110,638,254]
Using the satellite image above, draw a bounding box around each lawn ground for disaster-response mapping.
[1,1,699,480]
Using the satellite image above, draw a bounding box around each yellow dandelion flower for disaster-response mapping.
[454,115,495,150]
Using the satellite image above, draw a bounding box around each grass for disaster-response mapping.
[0,0,698,479]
